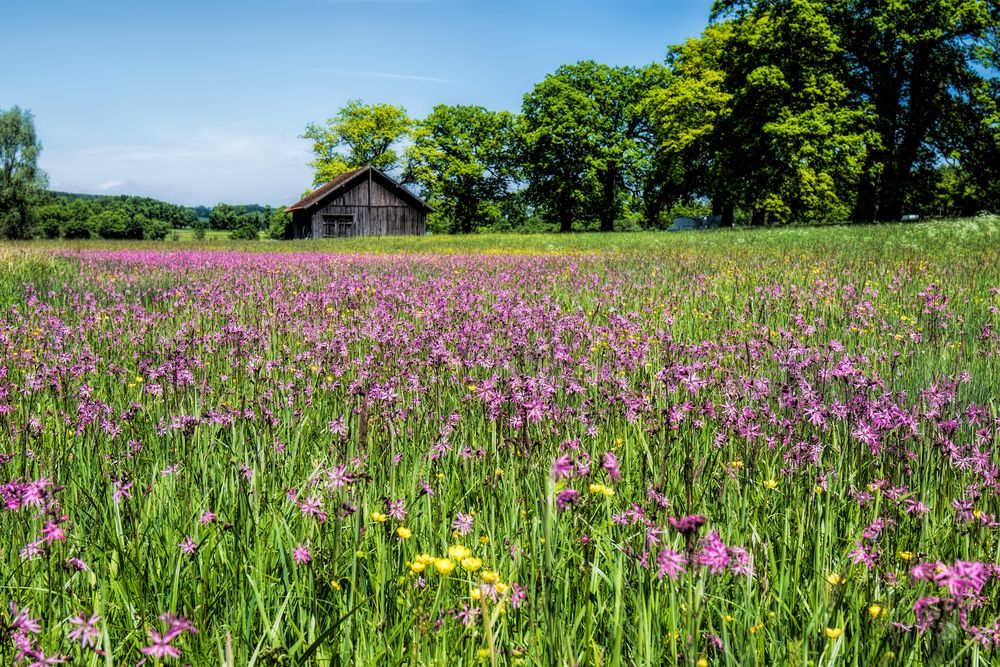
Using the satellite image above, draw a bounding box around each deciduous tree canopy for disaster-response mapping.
[403,105,517,234]
[303,100,411,185]
[0,106,46,239]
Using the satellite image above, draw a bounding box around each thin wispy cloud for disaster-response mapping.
[308,68,462,85]
[59,125,312,204]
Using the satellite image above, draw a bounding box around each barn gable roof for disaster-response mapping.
[286,165,433,213]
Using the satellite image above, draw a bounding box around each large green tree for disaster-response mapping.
[713,0,999,222]
[519,61,656,232]
[303,100,411,185]
[653,1,871,225]
[0,106,46,239]
[208,203,238,230]
[403,105,517,234]
[644,23,734,223]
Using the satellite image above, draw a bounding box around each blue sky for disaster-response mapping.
[2,0,713,206]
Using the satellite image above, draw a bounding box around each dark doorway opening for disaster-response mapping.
[322,214,354,238]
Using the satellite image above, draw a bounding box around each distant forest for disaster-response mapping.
[31,192,288,241]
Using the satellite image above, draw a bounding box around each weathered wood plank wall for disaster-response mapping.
[309,179,426,238]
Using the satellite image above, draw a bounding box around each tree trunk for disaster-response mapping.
[559,209,573,233]
[852,167,879,223]
[599,169,616,232]
[712,199,734,227]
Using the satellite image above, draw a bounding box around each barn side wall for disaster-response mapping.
[308,177,426,238]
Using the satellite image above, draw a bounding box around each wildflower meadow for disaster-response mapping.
[2,220,1000,666]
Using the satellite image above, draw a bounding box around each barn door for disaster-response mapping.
[322,214,354,238]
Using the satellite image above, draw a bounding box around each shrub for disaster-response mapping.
[61,217,92,239]
[192,218,209,240]
[142,217,171,240]
[230,223,259,241]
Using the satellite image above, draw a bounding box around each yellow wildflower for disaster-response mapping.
[448,545,471,561]
[433,558,456,575]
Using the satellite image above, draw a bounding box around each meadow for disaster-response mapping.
[1,219,999,666]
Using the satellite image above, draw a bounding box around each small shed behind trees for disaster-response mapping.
[286,165,432,239]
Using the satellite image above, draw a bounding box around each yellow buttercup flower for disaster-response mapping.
[448,545,471,561]
[371,512,387,523]
[481,570,500,585]
[461,557,483,572]
[868,604,886,619]
[898,551,916,561]
[470,586,482,601]
[433,558,456,575]
[697,659,708,667]
[763,479,778,490]
[416,553,434,565]
[825,627,843,639]
[409,561,425,574]
[396,527,412,539]
[826,573,845,586]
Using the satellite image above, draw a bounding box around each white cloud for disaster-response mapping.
[45,125,313,205]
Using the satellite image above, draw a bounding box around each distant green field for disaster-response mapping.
[167,227,236,241]
[11,217,1000,257]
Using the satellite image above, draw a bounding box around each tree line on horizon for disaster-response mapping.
[301,0,999,233]
[2,0,997,239]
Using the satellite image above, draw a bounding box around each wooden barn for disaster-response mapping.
[286,166,431,239]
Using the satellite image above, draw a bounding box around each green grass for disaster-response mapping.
[19,215,1000,255]
[167,227,237,241]
[0,218,998,666]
